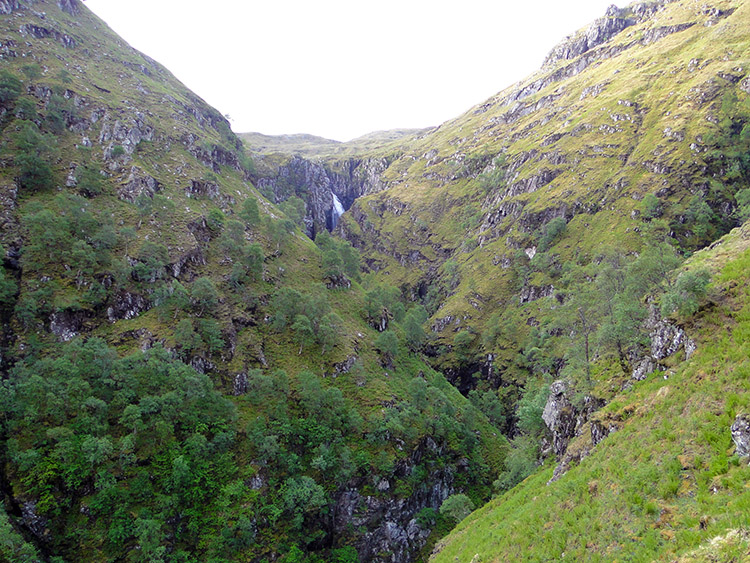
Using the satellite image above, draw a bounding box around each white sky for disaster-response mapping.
[83,0,619,141]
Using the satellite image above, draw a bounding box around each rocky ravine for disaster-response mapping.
[256,155,394,237]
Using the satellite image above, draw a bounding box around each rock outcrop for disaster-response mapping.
[332,437,454,563]
[544,6,635,65]
[731,415,750,458]
[257,155,392,236]
[542,380,605,459]
[58,0,80,15]
[631,305,696,380]
[0,0,19,15]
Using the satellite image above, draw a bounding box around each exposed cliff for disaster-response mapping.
[255,154,393,236]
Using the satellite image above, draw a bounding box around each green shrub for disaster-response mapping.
[660,268,711,317]
[0,69,22,103]
[439,494,474,524]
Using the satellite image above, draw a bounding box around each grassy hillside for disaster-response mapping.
[431,220,750,562]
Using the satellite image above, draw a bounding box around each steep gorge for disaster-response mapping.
[244,0,750,559]
[1,0,750,561]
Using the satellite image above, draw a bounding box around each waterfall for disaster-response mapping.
[331,192,345,228]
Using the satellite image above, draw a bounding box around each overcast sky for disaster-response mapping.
[83,0,619,141]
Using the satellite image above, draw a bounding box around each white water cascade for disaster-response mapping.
[331,192,345,228]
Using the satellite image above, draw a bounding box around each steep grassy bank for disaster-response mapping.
[432,220,750,562]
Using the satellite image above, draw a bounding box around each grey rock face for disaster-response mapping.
[544,9,635,65]
[21,501,48,540]
[630,305,695,380]
[185,179,220,200]
[591,418,619,447]
[731,415,750,458]
[58,0,80,15]
[329,355,358,377]
[19,23,76,49]
[233,372,248,396]
[542,381,578,457]
[0,0,19,15]
[50,309,89,341]
[170,247,206,280]
[107,291,150,322]
[651,317,686,360]
[631,357,656,381]
[333,465,452,562]
[543,381,606,470]
[258,155,391,237]
[120,166,162,202]
[519,284,555,304]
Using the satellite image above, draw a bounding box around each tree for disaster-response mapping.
[453,330,474,364]
[191,277,219,316]
[242,243,264,281]
[45,93,69,133]
[14,122,56,192]
[439,494,474,524]
[0,69,21,103]
[339,241,361,281]
[494,435,540,491]
[219,219,245,258]
[315,229,334,251]
[291,314,315,355]
[318,312,343,354]
[686,195,717,241]
[154,281,189,320]
[516,383,549,437]
[279,196,306,227]
[375,330,399,365]
[206,207,225,233]
[198,319,224,354]
[270,288,302,331]
[267,217,295,253]
[403,309,426,351]
[736,188,750,222]
[22,208,73,268]
[119,226,137,255]
[640,193,662,219]
[661,268,710,317]
[444,260,460,289]
[0,266,18,311]
[14,97,38,120]
[174,319,202,356]
[76,163,105,197]
[281,476,327,530]
[322,248,343,279]
[468,388,506,430]
[301,288,331,324]
[133,241,169,282]
[537,217,567,252]
[239,197,260,227]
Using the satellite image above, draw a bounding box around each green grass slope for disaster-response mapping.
[431,220,750,561]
